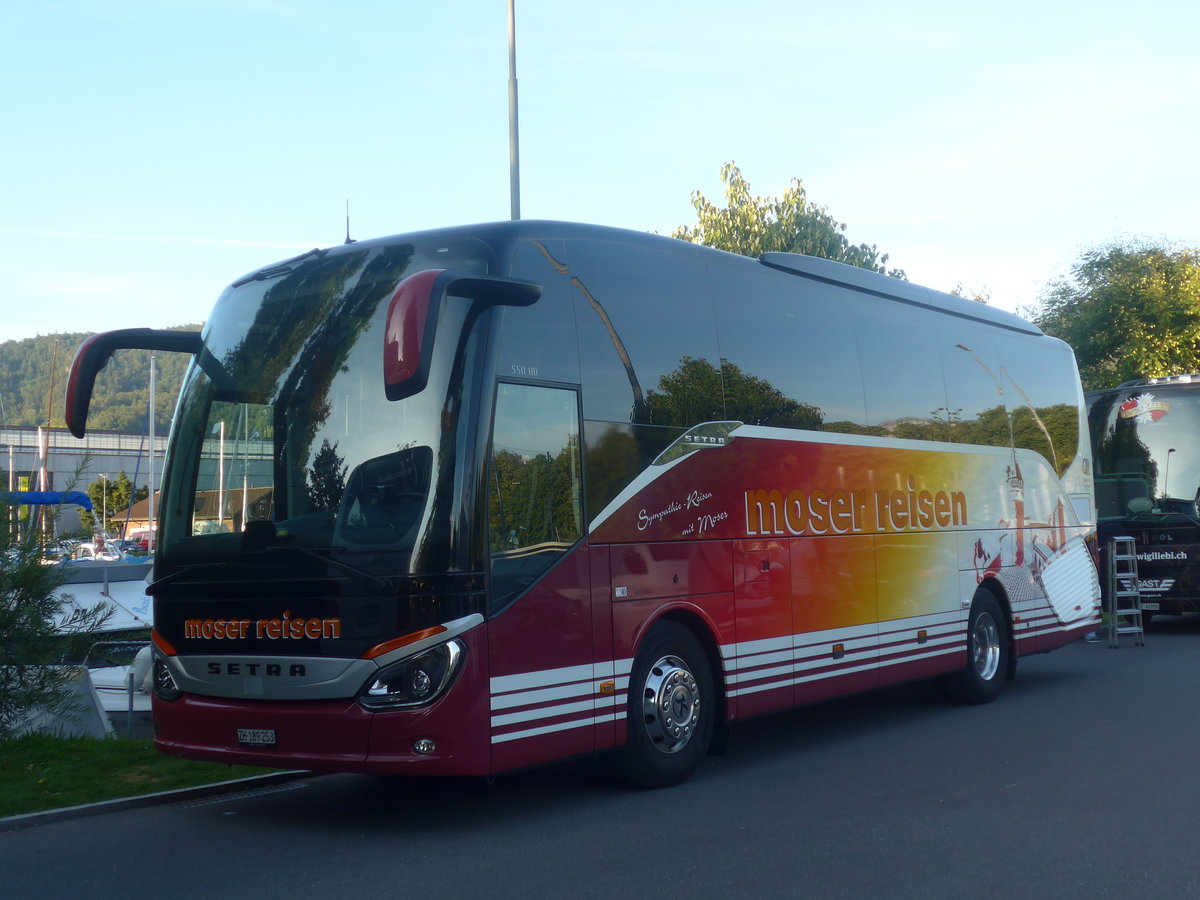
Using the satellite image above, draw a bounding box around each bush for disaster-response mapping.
[0,491,114,739]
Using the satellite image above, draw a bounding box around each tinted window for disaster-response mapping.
[568,237,719,426]
[1088,384,1200,514]
[1000,334,1081,477]
[709,256,866,431]
[488,383,583,605]
[493,239,580,384]
[855,297,949,439]
[584,420,683,520]
[939,323,1012,448]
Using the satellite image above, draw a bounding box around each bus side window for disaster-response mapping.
[856,299,949,439]
[567,237,719,427]
[494,239,580,385]
[709,257,867,432]
[488,383,584,606]
[940,324,1011,449]
[998,334,1081,477]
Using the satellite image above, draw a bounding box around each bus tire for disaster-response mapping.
[610,621,714,789]
[940,591,1008,705]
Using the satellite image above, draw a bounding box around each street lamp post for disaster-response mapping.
[100,473,107,538]
[508,0,521,220]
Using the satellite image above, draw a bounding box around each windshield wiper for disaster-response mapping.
[257,544,396,592]
[231,248,327,287]
[148,546,394,594]
[147,561,238,596]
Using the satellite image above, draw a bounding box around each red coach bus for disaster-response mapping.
[66,221,1100,787]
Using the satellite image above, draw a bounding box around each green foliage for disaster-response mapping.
[817,403,1078,476]
[950,282,991,304]
[309,439,348,511]
[641,354,1076,476]
[0,327,197,432]
[673,162,906,278]
[646,356,823,429]
[79,472,145,534]
[0,492,113,740]
[307,439,348,511]
[1028,241,1200,391]
[489,437,582,550]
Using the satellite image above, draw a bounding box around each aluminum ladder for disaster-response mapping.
[1107,536,1145,648]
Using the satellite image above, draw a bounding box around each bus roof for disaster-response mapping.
[757,251,1042,336]
[232,220,1043,337]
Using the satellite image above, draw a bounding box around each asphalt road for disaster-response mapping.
[5,617,1200,899]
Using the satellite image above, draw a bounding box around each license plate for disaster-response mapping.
[1141,602,1160,611]
[237,728,277,747]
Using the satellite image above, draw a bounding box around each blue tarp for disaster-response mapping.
[3,490,94,511]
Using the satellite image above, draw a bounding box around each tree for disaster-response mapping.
[673,162,906,278]
[645,355,823,430]
[950,282,991,304]
[79,472,141,535]
[0,494,112,738]
[307,439,347,512]
[0,329,196,432]
[1028,241,1200,391]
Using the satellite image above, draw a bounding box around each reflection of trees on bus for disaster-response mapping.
[641,355,1078,475]
[825,404,1079,476]
[1089,400,1158,515]
[489,435,583,553]
[644,356,822,430]
[307,439,347,512]
[1092,412,1156,483]
[219,246,417,519]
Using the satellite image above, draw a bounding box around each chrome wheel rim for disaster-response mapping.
[971,611,1001,681]
[641,655,700,754]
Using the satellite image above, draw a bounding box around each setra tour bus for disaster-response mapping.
[1087,375,1200,620]
[66,221,1100,787]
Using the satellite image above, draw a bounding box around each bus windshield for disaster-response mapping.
[1088,381,1200,518]
[159,239,492,571]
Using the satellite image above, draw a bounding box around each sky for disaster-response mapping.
[3,0,1199,343]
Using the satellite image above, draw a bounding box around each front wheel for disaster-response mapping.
[610,621,715,789]
[940,592,1009,704]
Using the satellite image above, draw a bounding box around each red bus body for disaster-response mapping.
[67,222,1101,784]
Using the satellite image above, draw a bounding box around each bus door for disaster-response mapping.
[485,381,600,771]
[732,540,791,718]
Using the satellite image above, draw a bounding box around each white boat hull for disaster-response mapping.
[53,559,154,633]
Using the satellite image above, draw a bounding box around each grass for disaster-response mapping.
[0,733,278,818]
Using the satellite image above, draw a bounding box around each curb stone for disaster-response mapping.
[1,770,313,832]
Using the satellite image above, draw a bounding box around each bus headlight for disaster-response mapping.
[153,658,182,702]
[358,639,465,710]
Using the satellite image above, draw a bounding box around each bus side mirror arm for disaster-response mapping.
[445,274,541,308]
[66,328,203,438]
[384,272,540,402]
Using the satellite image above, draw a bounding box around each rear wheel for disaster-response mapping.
[610,621,714,788]
[940,592,1009,704]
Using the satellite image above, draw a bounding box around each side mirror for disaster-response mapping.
[66,329,202,438]
[384,270,540,401]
